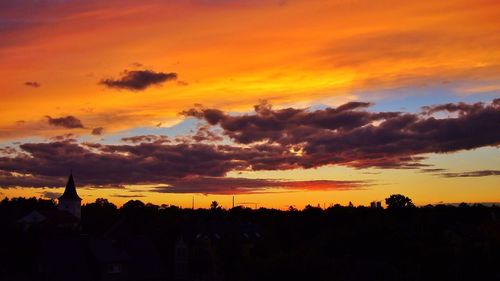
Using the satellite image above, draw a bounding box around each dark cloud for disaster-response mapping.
[422,101,495,116]
[110,194,146,198]
[100,70,177,91]
[184,99,500,169]
[419,168,448,173]
[0,100,498,194]
[0,141,250,187]
[49,134,77,141]
[192,125,224,142]
[0,171,65,188]
[152,177,365,195]
[91,127,104,136]
[0,139,365,193]
[439,170,500,178]
[24,81,40,88]
[121,135,170,144]
[40,191,61,200]
[129,62,144,68]
[46,115,84,129]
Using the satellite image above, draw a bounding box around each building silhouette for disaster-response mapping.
[58,172,82,219]
[17,172,81,231]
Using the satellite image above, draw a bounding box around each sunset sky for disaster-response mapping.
[0,0,499,209]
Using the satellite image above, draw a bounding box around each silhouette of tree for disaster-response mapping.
[385,194,415,209]
[88,198,117,211]
[2,195,500,280]
[210,201,220,210]
[123,199,145,210]
[81,198,118,234]
[121,200,146,217]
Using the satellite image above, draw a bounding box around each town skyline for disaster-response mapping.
[0,0,499,209]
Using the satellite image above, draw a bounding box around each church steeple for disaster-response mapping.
[59,172,82,201]
[58,171,82,219]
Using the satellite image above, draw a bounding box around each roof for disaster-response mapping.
[17,209,80,225]
[59,172,82,201]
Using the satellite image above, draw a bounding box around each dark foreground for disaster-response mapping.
[1,197,499,281]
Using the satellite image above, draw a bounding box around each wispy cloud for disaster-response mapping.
[152,177,366,194]
[439,170,500,178]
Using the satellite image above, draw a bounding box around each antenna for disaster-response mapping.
[232,196,235,208]
[192,196,194,210]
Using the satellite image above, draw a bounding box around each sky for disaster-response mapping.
[0,0,499,209]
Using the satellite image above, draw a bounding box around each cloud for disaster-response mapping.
[46,115,84,129]
[318,28,500,90]
[24,81,40,88]
[129,62,144,68]
[152,176,365,195]
[121,135,170,144]
[0,141,248,187]
[184,99,500,169]
[191,125,223,142]
[49,133,77,141]
[0,139,315,190]
[419,168,447,173]
[0,171,65,188]
[110,193,146,198]
[40,191,61,200]
[100,69,177,91]
[91,127,104,136]
[0,100,498,193]
[439,170,500,178]
[0,146,18,156]
[0,140,365,193]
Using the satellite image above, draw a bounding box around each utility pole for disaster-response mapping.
[232,196,235,208]
[192,196,194,210]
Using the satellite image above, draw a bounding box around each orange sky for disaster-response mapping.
[0,0,499,208]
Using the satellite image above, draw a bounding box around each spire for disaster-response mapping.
[59,171,82,201]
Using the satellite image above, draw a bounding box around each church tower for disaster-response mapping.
[58,172,82,219]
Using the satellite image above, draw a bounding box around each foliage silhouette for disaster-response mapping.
[1,196,499,280]
[385,194,415,209]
